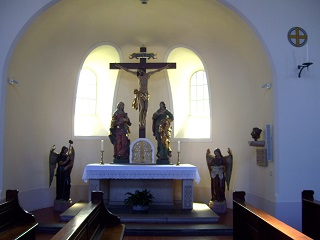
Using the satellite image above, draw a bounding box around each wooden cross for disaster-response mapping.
[110,47,176,138]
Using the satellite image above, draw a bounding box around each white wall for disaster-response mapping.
[0,0,55,195]
[222,0,320,229]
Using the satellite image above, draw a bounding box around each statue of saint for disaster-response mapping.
[49,140,75,202]
[109,102,131,160]
[152,102,174,161]
[206,147,233,213]
[115,64,170,129]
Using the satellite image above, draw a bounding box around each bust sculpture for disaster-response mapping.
[251,127,262,141]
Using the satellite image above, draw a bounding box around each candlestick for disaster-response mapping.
[101,140,104,151]
[178,141,180,152]
[100,151,104,164]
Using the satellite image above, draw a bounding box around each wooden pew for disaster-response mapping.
[52,191,125,240]
[0,189,38,240]
[302,190,320,239]
[233,191,311,240]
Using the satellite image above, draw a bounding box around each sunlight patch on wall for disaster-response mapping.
[167,47,211,139]
[74,45,119,137]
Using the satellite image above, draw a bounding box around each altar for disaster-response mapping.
[82,163,200,209]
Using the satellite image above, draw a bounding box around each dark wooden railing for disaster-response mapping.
[302,190,320,239]
[233,191,311,240]
[52,191,125,240]
[0,189,38,240]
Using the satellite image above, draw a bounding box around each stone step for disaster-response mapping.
[124,223,233,236]
[108,202,220,224]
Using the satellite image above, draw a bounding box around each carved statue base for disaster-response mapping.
[113,158,129,164]
[156,159,171,165]
[209,200,227,214]
[54,199,72,212]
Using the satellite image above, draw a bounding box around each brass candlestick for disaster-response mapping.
[100,151,104,165]
[176,152,180,165]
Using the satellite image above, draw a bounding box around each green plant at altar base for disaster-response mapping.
[124,189,154,207]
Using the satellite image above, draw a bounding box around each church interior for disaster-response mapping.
[1,0,320,238]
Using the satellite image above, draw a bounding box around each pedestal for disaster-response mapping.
[54,199,72,212]
[209,200,227,214]
[113,158,129,164]
[156,159,171,164]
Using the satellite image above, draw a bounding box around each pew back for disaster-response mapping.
[302,190,320,239]
[52,191,124,240]
[0,189,38,240]
[233,191,311,240]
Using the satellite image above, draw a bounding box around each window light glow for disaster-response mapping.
[74,45,119,137]
[167,47,211,139]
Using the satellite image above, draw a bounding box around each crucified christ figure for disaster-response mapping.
[116,64,170,129]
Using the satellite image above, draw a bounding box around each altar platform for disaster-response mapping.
[109,202,233,236]
[54,201,232,236]
[35,202,233,237]
[108,202,219,224]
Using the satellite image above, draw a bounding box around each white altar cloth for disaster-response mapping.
[82,163,200,183]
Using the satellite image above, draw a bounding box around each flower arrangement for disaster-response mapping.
[124,189,154,208]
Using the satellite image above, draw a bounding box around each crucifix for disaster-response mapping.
[110,47,176,138]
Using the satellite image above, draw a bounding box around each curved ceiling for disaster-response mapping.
[30,0,252,55]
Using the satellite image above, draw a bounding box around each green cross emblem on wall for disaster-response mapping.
[288,27,308,47]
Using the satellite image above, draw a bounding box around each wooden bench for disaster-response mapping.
[302,190,320,239]
[0,189,38,240]
[52,191,125,240]
[233,191,311,240]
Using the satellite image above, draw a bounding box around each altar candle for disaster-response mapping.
[178,141,180,152]
[101,140,104,151]
[306,44,309,62]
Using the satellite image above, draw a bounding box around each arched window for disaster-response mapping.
[190,70,209,117]
[75,69,97,115]
[167,47,211,140]
[74,44,120,137]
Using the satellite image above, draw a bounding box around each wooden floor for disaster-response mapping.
[32,206,233,240]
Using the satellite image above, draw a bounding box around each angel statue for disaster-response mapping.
[206,147,233,214]
[49,140,75,202]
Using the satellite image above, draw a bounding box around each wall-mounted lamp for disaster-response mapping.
[298,62,313,78]
[140,0,148,4]
[262,83,272,89]
[8,78,19,85]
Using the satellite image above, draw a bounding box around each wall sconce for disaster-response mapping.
[262,83,272,89]
[140,0,148,4]
[8,78,19,85]
[298,62,313,78]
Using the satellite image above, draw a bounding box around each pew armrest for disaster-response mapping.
[233,191,312,240]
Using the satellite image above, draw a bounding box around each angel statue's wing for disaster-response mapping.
[225,153,233,191]
[49,145,58,187]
